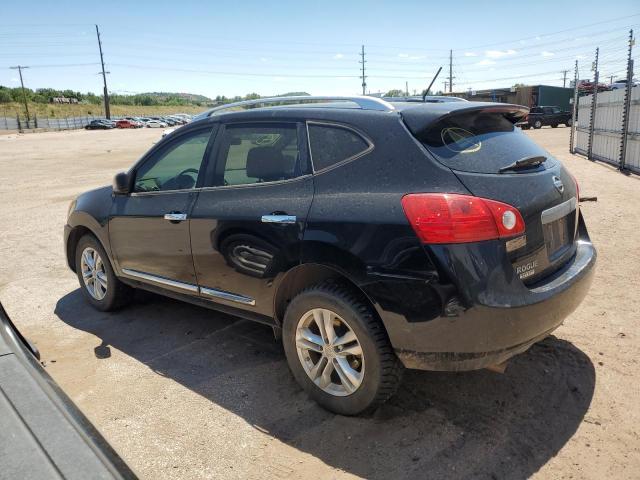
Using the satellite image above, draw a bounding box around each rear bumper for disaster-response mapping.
[391,240,596,371]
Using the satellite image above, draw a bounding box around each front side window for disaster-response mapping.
[307,123,371,171]
[216,124,300,186]
[134,130,211,192]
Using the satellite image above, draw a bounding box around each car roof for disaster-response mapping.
[188,98,529,133]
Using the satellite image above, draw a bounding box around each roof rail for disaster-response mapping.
[199,95,395,118]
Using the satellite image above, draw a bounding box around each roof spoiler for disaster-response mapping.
[401,103,529,135]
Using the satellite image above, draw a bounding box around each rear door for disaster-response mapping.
[190,121,313,318]
[403,106,578,283]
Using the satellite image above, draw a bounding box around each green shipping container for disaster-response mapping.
[536,85,573,111]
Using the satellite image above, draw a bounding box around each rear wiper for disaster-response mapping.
[499,155,547,173]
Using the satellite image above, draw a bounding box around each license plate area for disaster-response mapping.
[541,197,577,260]
[543,216,571,258]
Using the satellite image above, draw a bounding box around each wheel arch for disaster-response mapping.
[273,262,380,329]
[66,212,112,273]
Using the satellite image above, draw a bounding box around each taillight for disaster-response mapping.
[401,193,525,244]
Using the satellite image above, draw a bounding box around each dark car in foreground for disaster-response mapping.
[64,95,596,415]
[0,303,136,478]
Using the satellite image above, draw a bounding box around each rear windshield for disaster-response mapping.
[413,111,555,174]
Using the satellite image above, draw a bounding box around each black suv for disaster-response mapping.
[65,96,596,415]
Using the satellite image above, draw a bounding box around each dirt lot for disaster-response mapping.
[0,126,638,479]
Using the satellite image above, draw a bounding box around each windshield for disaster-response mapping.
[414,111,555,174]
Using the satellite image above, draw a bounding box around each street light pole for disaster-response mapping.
[9,65,30,121]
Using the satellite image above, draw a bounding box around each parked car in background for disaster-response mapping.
[115,119,138,129]
[85,119,114,130]
[578,81,609,95]
[609,79,638,90]
[123,117,144,127]
[167,115,188,125]
[65,95,596,415]
[145,119,168,128]
[520,106,572,129]
[172,113,192,123]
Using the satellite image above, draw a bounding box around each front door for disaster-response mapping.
[190,122,313,318]
[109,126,214,293]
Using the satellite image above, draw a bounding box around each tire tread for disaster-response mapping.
[296,279,403,414]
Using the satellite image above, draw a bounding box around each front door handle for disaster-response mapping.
[261,214,296,224]
[164,212,187,222]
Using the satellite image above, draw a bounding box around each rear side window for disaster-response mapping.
[307,123,371,171]
[215,124,300,186]
[414,111,555,174]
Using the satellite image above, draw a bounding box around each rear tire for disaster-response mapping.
[282,281,403,415]
[565,118,573,127]
[75,234,133,311]
[551,123,558,128]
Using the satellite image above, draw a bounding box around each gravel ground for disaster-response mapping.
[0,126,638,479]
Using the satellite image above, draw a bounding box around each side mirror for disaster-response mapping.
[113,172,131,195]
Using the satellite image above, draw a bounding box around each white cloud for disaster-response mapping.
[333,53,344,59]
[541,51,555,57]
[477,59,496,66]
[576,54,587,60]
[259,57,268,62]
[464,52,477,57]
[10,77,19,83]
[398,53,410,58]
[485,49,517,58]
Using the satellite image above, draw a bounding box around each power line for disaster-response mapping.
[454,13,640,50]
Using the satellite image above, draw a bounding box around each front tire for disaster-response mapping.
[533,120,543,129]
[75,234,132,311]
[282,281,402,415]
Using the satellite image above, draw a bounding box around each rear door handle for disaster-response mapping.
[164,212,187,222]
[261,214,296,224]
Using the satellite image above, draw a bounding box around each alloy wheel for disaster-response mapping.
[295,308,365,396]
[80,247,108,300]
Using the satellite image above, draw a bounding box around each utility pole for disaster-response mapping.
[359,45,367,96]
[570,60,579,153]
[95,24,110,119]
[587,47,599,160]
[9,65,30,122]
[562,69,569,88]
[448,50,453,93]
[405,81,409,97]
[609,75,615,84]
[443,80,448,92]
[619,29,634,170]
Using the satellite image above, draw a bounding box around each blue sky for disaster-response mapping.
[0,0,638,99]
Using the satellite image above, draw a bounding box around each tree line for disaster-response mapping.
[0,86,311,107]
